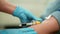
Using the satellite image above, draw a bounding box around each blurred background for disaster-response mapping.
[0,0,50,28]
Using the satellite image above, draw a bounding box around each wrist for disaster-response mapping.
[0,0,7,10]
[1,2,16,14]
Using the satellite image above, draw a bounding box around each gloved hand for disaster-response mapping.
[13,6,42,23]
[0,28,37,34]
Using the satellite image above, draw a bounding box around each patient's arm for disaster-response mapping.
[29,16,59,34]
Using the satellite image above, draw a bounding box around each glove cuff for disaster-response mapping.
[12,6,24,17]
[12,6,29,23]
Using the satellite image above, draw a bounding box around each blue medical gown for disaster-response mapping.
[40,0,60,20]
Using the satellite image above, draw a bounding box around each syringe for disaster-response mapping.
[19,20,41,28]
[5,20,41,29]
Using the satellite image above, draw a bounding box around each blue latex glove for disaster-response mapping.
[0,28,37,34]
[13,6,42,23]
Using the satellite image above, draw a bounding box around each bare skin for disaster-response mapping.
[0,0,60,34]
[30,16,59,34]
[0,0,16,14]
